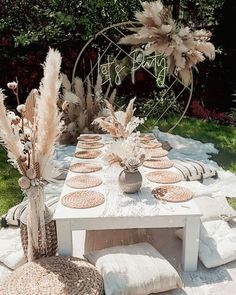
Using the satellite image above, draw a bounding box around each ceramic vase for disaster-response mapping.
[118,169,142,194]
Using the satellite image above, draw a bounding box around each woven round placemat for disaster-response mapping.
[66,175,103,189]
[146,171,183,184]
[143,159,174,169]
[70,162,102,173]
[139,134,155,141]
[152,185,193,202]
[139,142,162,149]
[78,135,102,142]
[148,149,169,158]
[62,191,105,209]
[0,256,104,295]
[77,142,104,149]
[75,150,101,159]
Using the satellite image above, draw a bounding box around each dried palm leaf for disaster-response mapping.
[24,89,38,124]
[86,78,94,124]
[74,77,85,109]
[109,89,117,105]
[94,118,118,137]
[61,73,71,91]
[124,97,136,127]
[94,74,103,100]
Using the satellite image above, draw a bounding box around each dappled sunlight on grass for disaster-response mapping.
[141,116,236,174]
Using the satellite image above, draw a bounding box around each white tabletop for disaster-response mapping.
[54,134,201,221]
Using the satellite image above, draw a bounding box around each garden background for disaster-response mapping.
[0,0,236,215]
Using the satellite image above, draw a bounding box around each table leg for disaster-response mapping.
[56,220,73,256]
[182,216,200,271]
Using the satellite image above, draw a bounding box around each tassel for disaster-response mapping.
[26,185,47,261]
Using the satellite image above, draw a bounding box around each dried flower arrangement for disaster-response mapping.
[104,134,145,167]
[0,48,62,261]
[59,73,117,144]
[93,98,145,139]
[119,0,215,86]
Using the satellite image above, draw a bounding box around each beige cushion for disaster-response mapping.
[0,228,26,270]
[194,196,236,222]
[84,242,182,295]
[176,220,236,268]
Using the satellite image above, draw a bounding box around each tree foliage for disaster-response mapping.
[0,0,141,46]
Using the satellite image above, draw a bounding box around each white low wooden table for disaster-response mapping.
[54,134,201,272]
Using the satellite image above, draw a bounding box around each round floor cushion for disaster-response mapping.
[0,256,104,295]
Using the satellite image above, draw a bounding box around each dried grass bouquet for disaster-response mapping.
[104,133,145,167]
[0,48,62,261]
[59,73,117,144]
[93,98,145,139]
[119,0,215,86]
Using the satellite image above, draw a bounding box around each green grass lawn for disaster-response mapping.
[141,116,236,209]
[0,146,22,217]
[0,116,236,217]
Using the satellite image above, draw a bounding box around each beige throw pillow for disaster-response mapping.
[84,242,182,295]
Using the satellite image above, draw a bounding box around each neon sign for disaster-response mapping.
[100,48,167,88]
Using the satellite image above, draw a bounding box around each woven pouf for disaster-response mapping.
[0,256,104,295]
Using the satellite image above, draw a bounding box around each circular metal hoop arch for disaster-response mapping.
[72,21,193,133]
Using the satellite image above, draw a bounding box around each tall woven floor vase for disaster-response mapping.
[20,186,57,261]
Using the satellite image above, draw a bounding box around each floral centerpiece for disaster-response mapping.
[0,48,62,261]
[104,134,145,194]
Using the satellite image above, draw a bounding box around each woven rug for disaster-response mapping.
[139,134,155,141]
[70,163,102,173]
[143,159,174,169]
[66,175,103,189]
[75,150,102,159]
[152,185,193,202]
[0,256,104,295]
[146,171,183,184]
[77,142,104,149]
[78,135,102,142]
[62,191,105,209]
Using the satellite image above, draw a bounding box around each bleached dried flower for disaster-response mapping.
[7,111,16,120]
[26,168,36,180]
[7,81,17,90]
[11,116,21,125]
[18,176,31,189]
[24,141,32,151]
[124,157,140,171]
[20,155,27,162]
[31,178,40,187]
[16,104,26,113]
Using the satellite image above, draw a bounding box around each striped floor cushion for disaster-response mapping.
[1,196,59,228]
[174,159,218,182]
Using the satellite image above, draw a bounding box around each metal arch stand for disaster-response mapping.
[71,22,194,132]
[168,71,194,133]
[71,21,139,85]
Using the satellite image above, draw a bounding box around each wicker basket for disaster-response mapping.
[20,205,57,261]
